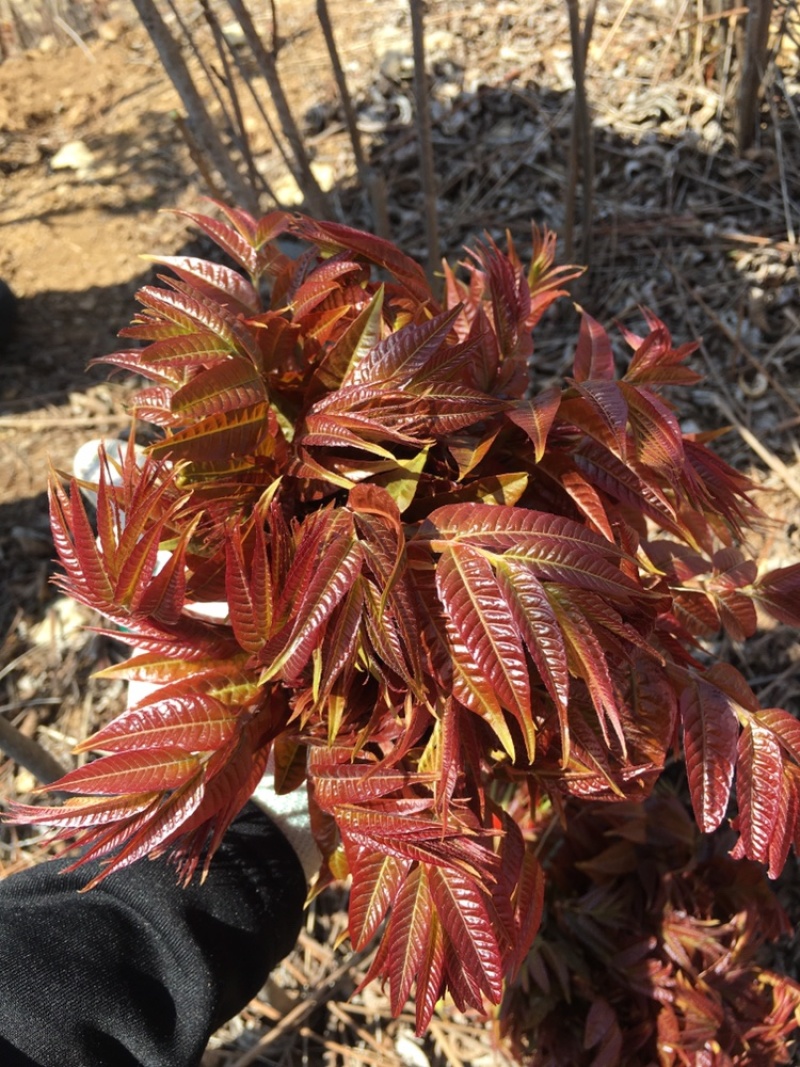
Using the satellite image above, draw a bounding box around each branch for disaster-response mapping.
[226,0,331,218]
[409,0,440,286]
[130,0,259,213]
[0,714,68,790]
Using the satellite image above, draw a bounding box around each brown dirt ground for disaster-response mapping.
[1,1,800,1063]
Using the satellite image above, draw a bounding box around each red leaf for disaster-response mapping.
[494,559,570,743]
[349,849,412,950]
[78,696,238,754]
[573,308,616,382]
[290,215,431,303]
[148,403,270,466]
[387,864,434,1014]
[49,749,201,796]
[620,382,685,476]
[549,589,626,754]
[679,676,739,832]
[736,721,783,865]
[428,864,504,1004]
[436,544,534,758]
[225,523,271,654]
[414,910,446,1034]
[571,380,629,458]
[506,387,561,463]
[752,562,800,627]
[170,358,266,419]
[509,847,545,978]
[346,305,461,387]
[148,255,261,314]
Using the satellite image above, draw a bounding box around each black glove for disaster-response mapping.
[0,804,306,1067]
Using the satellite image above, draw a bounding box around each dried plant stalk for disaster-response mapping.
[130,0,259,213]
[736,0,775,152]
[316,0,366,175]
[564,0,597,265]
[226,0,331,217]
[0,714,68,789]
[409,0,440,285]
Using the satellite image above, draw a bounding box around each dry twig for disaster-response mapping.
[410,0,441,286]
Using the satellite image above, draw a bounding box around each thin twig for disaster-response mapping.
[316,0,366,176]
[714,395,800,504]
[563,0,597,264]
[0,414,130,430]
[226,0,330,217]
[409,0,441,287]
[130,0,258,212]
[200,0,271,203]
[736,0,774,153]
[228,946,374,1066]
[0,714,68,788]
[53,14,94,60]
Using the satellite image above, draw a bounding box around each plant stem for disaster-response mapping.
[409,0,440,287]
[130,0,259,213]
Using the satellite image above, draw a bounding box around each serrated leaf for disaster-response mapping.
[436,544,534,758]
[620,381,684,476]
[507,387,561,463]
[225,523,271,654]
[414,909,446,1033]
[549,588,625,754]
[311,286,384,391]
[263,514,363,682]
[736,720,783,865]
[148,403,269,466]
[290,215,431,303]
[349,849,411,950]
[573,308,616,382]
[569,380,628,459]
[136,285,260,362]
[387,864,433,1013]
[48,749,201,796]
[428,864,504,1004]
[175,208,287,280]
[680,676,739,832]
[752,562,800,627]
[170,358,266,419]
[77,697,238,754]
[494,559,570,746]
[146,255,261,314]
[347,305,461,387]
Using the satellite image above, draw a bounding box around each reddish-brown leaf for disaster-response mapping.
[436,544,534,757]
[428,864,504,1004]
[572,308,616,382]
[680,676,739,832]
[736,721,783,865]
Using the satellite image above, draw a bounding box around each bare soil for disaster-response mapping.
[1,1,800,1063]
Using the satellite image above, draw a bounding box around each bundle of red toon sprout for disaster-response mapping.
[14,203,800,1057]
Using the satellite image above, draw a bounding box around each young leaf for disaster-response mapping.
[436,544,535,759]
[680,676,739,832]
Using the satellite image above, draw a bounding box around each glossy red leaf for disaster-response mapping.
[680,677,739,832]
[736,721,783,865]
[147,255,261,314]
[507,387,561,463]
[349,849,412,951]
[428,864,504,1003]
[573,308,616,382]
[386,864,433,1014]
[49,749,201,797]
[436,544,534,758]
